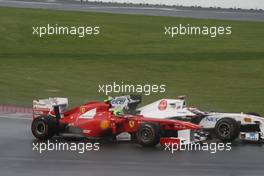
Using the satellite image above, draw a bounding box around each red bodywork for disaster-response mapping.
[32,101,201,140]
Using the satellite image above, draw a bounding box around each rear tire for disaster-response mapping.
[215,118,240,142]
[31,116,58,140]
[136,123,160,147]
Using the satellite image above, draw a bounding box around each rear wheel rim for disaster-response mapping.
[36,121,46,135]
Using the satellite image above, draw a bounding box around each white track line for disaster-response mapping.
[0,0,60,5]
[0,115,31,120]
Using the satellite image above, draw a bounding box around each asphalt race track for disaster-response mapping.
[0,1,264,174]
[0,0,264,21]
[0,115,263,176]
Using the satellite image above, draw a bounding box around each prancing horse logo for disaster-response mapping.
[129,120,135,128]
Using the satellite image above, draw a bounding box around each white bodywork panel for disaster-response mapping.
[138,98,264,140]
[138,99,195,118]
[79,108,96,119]
[178,129,193,144]
[198,113,264,128]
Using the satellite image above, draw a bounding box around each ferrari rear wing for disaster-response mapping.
[32,97,68,119]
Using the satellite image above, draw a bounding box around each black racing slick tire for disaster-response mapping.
[31,116,58,140]
[246,112,261,117]
[136,123,160,147]
[215,118,240,142]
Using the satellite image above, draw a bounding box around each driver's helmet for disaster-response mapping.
[113,108,124,116]
[104,96,113,103]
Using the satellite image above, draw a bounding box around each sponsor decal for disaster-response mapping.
[205,117,219,122]
[249,133,259,140]
[244,117,252,123]
[158,100,167,111]
[129,120,135,128]
[80,107,86,113]
[100,120,110,130]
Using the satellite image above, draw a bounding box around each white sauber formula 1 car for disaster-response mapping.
[110,95,264,143]
[139,96,264,142]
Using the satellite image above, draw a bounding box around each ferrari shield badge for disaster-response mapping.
[80,107,86,113]
[129,120,135,128]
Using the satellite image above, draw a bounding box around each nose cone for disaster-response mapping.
[175,120,201,130]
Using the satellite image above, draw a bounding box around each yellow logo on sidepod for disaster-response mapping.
[129,120,135,128]
[80,107,86,113]
[100,120,110,130]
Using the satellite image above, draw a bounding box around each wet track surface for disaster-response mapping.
[0,0,264,21]
[0,0,263,174]
[0,115,263,176]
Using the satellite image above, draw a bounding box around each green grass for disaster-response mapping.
[0,7,264,114]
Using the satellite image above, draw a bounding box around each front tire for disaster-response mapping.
[136,123,160,147]
[31,116,57,140]
[215,118,240,142]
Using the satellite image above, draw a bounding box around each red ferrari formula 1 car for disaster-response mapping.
[31,97,203,147]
